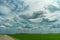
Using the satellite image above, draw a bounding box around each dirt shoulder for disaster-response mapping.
[0,35,15,40]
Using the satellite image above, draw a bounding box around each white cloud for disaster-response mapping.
[1,0,60,34]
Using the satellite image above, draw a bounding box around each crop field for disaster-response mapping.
[9,34,60,40]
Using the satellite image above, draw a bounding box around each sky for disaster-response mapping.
[0,0,60,34]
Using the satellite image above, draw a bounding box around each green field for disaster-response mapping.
[9,34,60,40]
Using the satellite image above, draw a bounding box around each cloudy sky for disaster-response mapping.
[0,0,60,34]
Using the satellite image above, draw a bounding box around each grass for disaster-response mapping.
[8,34,60,40]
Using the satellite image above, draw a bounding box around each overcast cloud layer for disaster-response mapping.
[0,0,60,34]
